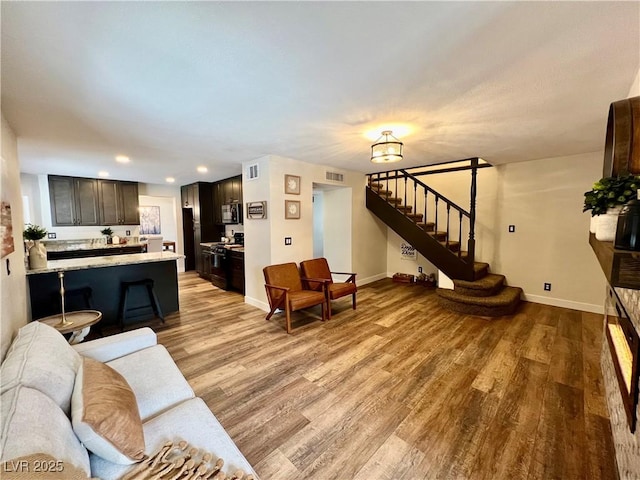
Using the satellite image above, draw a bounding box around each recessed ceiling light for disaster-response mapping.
[98,171,109,177]
[165,177,175,183]
[197,166,208,173]
[115,155,130,163]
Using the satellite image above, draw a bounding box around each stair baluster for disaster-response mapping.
[446,204,451,249]
[458,211,463,259]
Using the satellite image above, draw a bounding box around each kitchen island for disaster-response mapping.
[27,252,183,328]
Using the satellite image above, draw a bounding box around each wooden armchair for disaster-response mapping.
[300,258,357,319]
[263,262,327,333]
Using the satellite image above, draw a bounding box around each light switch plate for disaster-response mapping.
[47,233,56,239]
[508,225,515,233]
[126,230,131,236]
[544,283,551,291]
[285,237,292,245]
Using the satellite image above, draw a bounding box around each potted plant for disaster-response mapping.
[101,227,114,244]
[23,223,48,269]
[584,174,640,241]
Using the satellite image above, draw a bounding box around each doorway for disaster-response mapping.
[312,183,352,271]
[182,208,195,271]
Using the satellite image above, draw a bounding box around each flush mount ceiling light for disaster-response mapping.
[115,155,130,163]
[370,130,403,163]
[98,171,109,177]
[197,166,208,173]
[165,177,175,183]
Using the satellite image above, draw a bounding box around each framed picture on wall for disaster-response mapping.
[284,174,301,195]
[285,200,301,219]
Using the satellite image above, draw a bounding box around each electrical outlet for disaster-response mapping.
[544,283,551,291]
[126,230,131,236]
[418,266,423,273]
[285,237,292,246]
[508,225,515,233]
[47,233,56,239]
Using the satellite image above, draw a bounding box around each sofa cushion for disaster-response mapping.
[106,345,194,420]
[0,322,80,415]
[89,398,257,480]
[0,385,91,476]
[71,358,145,465]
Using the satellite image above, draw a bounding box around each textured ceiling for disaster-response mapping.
[2,1,639,185]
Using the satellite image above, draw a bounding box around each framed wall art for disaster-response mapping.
[285,200,301,219]
[284,174,301,195]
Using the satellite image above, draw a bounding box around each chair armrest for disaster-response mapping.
[265,283,290,293]
[331,272,357,283]
[72,327,157,362]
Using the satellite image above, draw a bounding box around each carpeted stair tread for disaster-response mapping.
[428,230,447,240]
[473,262,490,280]
[436,286,522,317]
[439,240,460,252]
[453,273,505,297]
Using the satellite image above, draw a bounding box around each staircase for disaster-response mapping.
[367,161,522,317]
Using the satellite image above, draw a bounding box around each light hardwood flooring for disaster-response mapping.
[141,272,617,480]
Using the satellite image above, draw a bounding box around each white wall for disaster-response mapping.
[243,155,387,310]
[629,67,640,97]
[1,114,28,360]
[322,187,352,273]
[312,191,324,258]
[388,152,607,312]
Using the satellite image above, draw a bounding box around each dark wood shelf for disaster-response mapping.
[590,233,640,289]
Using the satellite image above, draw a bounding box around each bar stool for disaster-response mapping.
[117,279,164,331]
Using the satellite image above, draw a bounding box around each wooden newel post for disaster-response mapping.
[468,158,478,264]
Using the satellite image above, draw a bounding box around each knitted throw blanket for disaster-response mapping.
[122,440,254,480]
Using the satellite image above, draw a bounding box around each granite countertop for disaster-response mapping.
[26,252,184,275]
[44,241,146,252]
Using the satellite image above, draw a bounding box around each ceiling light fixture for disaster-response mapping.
[115,155,130,163]
[98,171,109,177]
[197,166,208,173]
[370,130,403,164]
[165,177,175,183]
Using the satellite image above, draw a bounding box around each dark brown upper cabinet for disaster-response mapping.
[48,175,100,226]
[98,179,140,226]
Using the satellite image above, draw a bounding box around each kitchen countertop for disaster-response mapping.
[26,252,184,275]
[44,241,146,252]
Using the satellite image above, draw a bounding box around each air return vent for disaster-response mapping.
[325,171,344,182]
[246,163,259,180]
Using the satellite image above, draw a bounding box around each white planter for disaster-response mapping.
[589,215,599,233]
[28,240,47,269]
[595,207,622,241]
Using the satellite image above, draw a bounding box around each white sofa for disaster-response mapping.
[0,322,257,479]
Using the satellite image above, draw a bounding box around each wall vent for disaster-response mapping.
[325,171,344,182]
[246,163,259,181]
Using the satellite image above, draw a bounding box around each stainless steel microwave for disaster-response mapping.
[222,203,242,224]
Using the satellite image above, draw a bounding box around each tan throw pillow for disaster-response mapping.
[71,358,145,464]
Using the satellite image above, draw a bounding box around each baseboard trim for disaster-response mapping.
[244,296,270,312]
[359,273,388,285]
[523,293,604,314]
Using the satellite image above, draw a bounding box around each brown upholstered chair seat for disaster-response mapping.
[328,282,357,299]
[300,258,357,319]
[288,290,326,311]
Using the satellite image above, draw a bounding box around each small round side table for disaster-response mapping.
[38,310,102,344]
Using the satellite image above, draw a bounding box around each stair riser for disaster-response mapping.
[454,285,503,297]
[437,296,520,317]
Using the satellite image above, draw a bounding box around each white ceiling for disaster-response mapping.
[2,2,639,185]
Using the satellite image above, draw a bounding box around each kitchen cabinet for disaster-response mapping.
[213,175,243,225]
[48,175,100,226]
[97,180,140,225]
[201,249,212,280]
[228,249,245,294]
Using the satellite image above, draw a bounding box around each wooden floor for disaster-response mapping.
[146,272,617,480]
